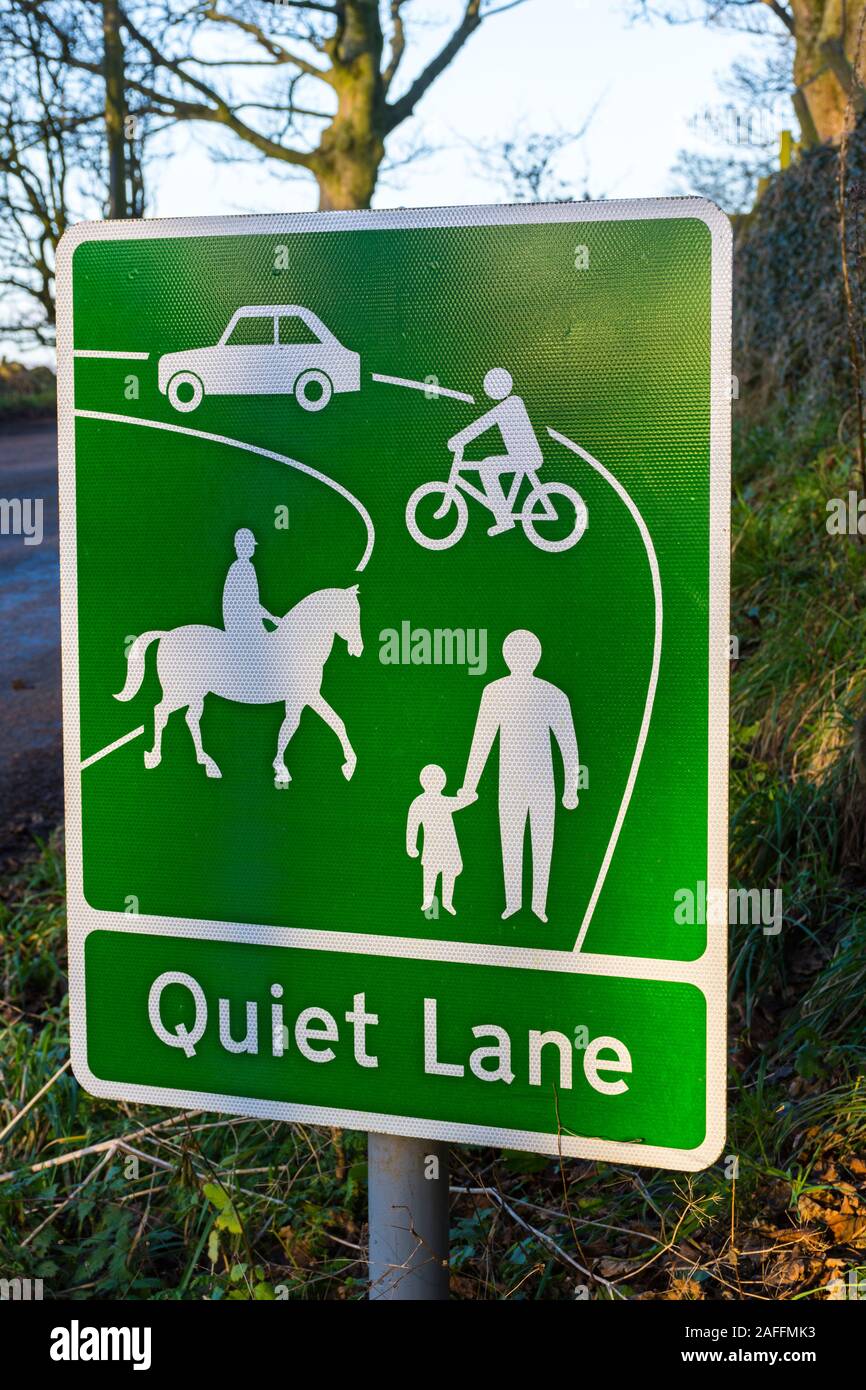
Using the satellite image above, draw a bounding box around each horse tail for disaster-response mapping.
[114,631,165,702]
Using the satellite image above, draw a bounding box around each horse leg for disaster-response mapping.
[309,693,356,781]
[145,695,180,769]
[273,700,302,785]
[185,699,221,779]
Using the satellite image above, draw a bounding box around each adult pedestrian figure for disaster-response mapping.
[460,630,579,922]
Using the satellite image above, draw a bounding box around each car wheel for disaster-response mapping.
[295,370,332,412]
[167,372,204,413]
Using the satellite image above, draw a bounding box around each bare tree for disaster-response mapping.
[632,1,866,147]
[0,6,97,345]
[1,0,528,343]
[32,0,532,212]
[0,2,154,345]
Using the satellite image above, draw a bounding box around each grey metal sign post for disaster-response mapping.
[368,1136,450,1300]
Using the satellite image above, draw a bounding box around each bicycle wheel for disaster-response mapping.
[522,482,588,552]
[406,482,469,550]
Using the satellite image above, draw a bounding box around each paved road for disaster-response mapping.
[0,420,62,870]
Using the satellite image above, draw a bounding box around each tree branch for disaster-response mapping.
[383,0,407,92]
[384,0,484,133]
[760,0,794,35]
[30,2,319,171]
[200,4,334,84]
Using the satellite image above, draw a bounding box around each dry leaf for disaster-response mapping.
[665,1276,706,1300]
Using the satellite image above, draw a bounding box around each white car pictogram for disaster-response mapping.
[157,305,361,414]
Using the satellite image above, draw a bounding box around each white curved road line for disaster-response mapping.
[546,427,664,956]
[74,409,376,572]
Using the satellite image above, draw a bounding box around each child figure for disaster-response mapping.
[406,764,470,916]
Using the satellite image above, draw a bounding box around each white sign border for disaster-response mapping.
[57,197,730,1172]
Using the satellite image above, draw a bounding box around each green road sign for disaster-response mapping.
[58,200,730,1170]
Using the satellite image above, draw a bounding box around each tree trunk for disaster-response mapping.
[313,0,386,210]
[103,0,127,217]
[314,122,384,210]
[791,0,866,144]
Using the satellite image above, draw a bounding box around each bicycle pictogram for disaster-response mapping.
[406,367,588,552]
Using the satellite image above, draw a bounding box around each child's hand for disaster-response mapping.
[562,790,579,810]
[408,846,419,858]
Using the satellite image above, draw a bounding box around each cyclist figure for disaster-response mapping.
[446,367,543,536]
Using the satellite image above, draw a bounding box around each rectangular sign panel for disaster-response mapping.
[58,199,730,1170]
